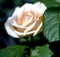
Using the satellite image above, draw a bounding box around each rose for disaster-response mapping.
[4,2,47,38]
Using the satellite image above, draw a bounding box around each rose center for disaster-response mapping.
[17,10,34,26]
[22,15,33,26]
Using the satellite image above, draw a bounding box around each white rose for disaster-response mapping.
[4,2,47,38]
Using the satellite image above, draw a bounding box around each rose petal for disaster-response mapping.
[11,20,27,28]
[12,7,24,19]
[21,3,33,11]
[34,2,47,16]
[22,15,33,26]
[24,18,39,33]
[5,17,19,38]
[12,7,20,17]
[14,30,35,36]
[12,3,33,18]
[28,16,43,32]
[33,22,43,36]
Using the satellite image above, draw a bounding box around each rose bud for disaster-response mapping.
[4,2,47,38]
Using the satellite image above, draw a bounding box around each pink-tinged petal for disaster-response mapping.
[24,18,39,33]
[11,19,27,28]
[28,16,43,32]
[33,22,43,36]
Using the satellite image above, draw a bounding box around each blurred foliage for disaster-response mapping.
[0,45,26,57]
[30,45,53,57]
[19,34,40,43]
[34,0,60,8]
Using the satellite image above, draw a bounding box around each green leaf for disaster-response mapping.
[30,45,53,57]
[0,45,25,57]
[34,0,60,8]
[43,8,60,42]
[33,34,40,41]
[19,36,31,43]
[19,37,28,42]
[13,0,23,6]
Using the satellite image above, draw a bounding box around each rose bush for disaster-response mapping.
[4,2,47,38]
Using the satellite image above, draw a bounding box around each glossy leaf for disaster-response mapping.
[43,8,60,42]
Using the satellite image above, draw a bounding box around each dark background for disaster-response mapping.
[0,0,34,48]
[0,0,60,57]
